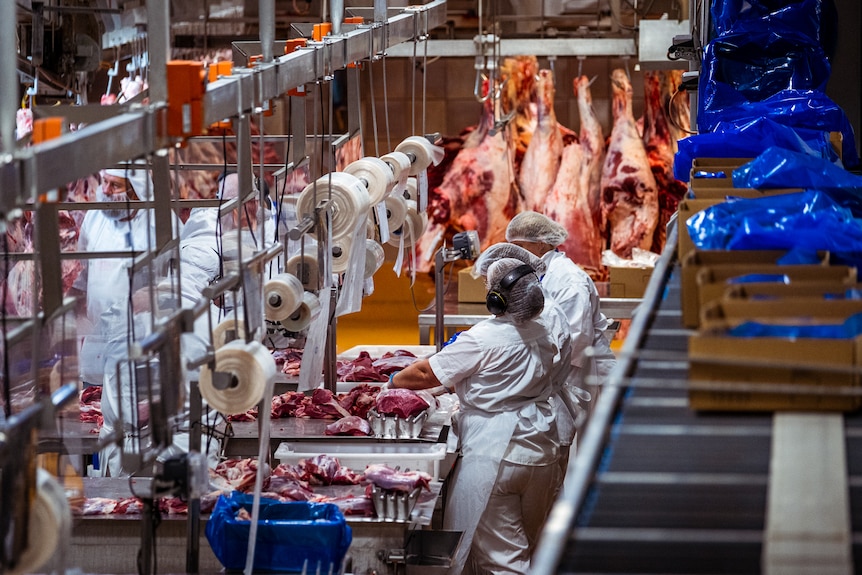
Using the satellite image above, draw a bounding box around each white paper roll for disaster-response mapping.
[381,151,412,188]
[395,136,445,175]
[387,200,428,248]
[402,177,419,204]
[199,340,275,415]
[212,316,246,350]
[365,239,386,278]
[286,253,320,290]
[331,236,353,274]
[10,469,69,575]
[344,157,395,206]
[384,193,408,233]
[296,172,370,240]
[264,273,304,322]
[281,291,322,332]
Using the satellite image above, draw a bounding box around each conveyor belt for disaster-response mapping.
[532,223,862,574]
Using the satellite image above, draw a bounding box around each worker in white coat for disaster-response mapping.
[506,211,617,474]
[72,165,163,477]
[391,257,572,575]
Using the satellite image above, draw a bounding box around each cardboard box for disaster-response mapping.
[692,157,753,169]
[608,266,653,298]
[688,187,804,201]
[458,266,487,303]
[722,281,862,301]
[700,298,862,328]
[679,250,832,328]
[691,264,856,329]
[688,327,862,412]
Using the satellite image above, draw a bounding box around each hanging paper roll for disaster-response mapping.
[199,340,275,415]
[263,273,304,322]
[331,236,353,274]
[381,151,412,190]
[281,291,322,332]
[212,316,246,350]
[344,157,395,205]
[387,200,428,248]
[9,468,70,575]
[394,136,445,175]
[285,252,320,291]
[383,193,408,233]
[296,172,370,240]
[365,239,386,278]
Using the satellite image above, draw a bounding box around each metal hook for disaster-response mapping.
[577,56,585,78]
[474,70,491,103]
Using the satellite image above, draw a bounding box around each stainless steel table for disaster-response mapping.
[417,298,642,345]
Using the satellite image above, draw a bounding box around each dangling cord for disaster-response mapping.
[2,232,11,419]
[382,55,391,151]
[368,58,380,157]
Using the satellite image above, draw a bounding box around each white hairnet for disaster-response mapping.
[472,242,546,279]
[505,211,568,247]
[105,165,154,201]
[486,257,544,324]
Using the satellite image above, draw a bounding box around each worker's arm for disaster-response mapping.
[390,358,442,391]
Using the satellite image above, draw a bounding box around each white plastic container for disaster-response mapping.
[274,441,448,479]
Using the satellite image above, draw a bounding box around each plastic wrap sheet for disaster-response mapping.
[674,117,838,182]
[711,0,824,43]
[686,190,862,265]
[205,492,352,572]
[728,312,862,339]
[733,146,862,190]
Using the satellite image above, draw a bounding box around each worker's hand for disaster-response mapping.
[385,371,401,390]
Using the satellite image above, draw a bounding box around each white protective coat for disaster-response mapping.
[428,302,572,574]
[540,249,617,447]
[76,168,162,476]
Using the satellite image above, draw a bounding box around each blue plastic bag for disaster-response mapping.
[674,117,838,182]
[686,190,862,266]
[711,0,823,43]
[697,89,858,167]
[733,147,862,190]
[205,492,353,572]
[728,312,862,339]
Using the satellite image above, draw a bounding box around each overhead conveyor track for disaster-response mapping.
[532,221,862,574]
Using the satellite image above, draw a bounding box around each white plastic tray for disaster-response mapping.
[274,441,447,479]
[337,345,436,360]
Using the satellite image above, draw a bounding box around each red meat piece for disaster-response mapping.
[364,464,432,493]
[325,415,371,436]
[375,388,429,419]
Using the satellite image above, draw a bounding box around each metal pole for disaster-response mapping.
[146,0,169,105]
[259,0,275,62]
[0,1,18,155]
[331,0,345,35]
[434,249,445,351]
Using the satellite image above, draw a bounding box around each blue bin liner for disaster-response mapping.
[206,492,352,572]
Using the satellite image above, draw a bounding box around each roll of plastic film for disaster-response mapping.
[402,177,419,204]
[366,218,378,241]
[281,291,322,332]
[344,157,395,206]
[212,317,246,350]
[296,172,370,240]
[394,136,445,175]
[383,193,408,233]
[380,151,412,188]
[199,340,275,415]
[264,273,304,322]
[365,239,386,278]
[10,468,68,575]
[331,237,353,274]
[285,253,320,291]
[387,200,428,248]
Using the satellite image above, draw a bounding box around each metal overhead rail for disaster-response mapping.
[385,37,637,58]
[0,0,447,212]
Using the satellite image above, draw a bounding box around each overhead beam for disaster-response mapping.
[384,37,637,58]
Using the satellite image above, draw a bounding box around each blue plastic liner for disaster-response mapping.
[686,190,862,266]
[733,147,862,189]
[728,312,862,339]
[674,117,838,182]
[726,274,790,285]
[711,0,823,42]
[205,492,352,572]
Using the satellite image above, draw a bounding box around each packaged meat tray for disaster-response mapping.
[274,441,448,479]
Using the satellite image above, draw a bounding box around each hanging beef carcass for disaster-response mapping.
[546,75,606,279]
[519,69,564,213]
[500,56,540,171]
[601,69,659,258]
[642,70,690,254]
[429,81,521,254]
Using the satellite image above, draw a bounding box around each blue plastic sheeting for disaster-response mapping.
[728,312,862,339]
[733,147,862,190]
[206,492,353,572]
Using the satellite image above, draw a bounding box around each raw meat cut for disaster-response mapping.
[364,464,432,493]
[337,351,388,382]
[374,388,429,419]
[298,454,364,486]
[372,350,419,375]
[315,494,376,517]
[519,69,564,212]
[265,475,315,501]
[600,69,659,258]
[501,56,540,170]
[337,383,381,418]
[642,70,690,253]
[431,79,521,255]
[325,415,372,436]
[213,458,270,493]
[546,75,606,279]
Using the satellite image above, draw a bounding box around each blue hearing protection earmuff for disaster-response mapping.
[486,264,536,315]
